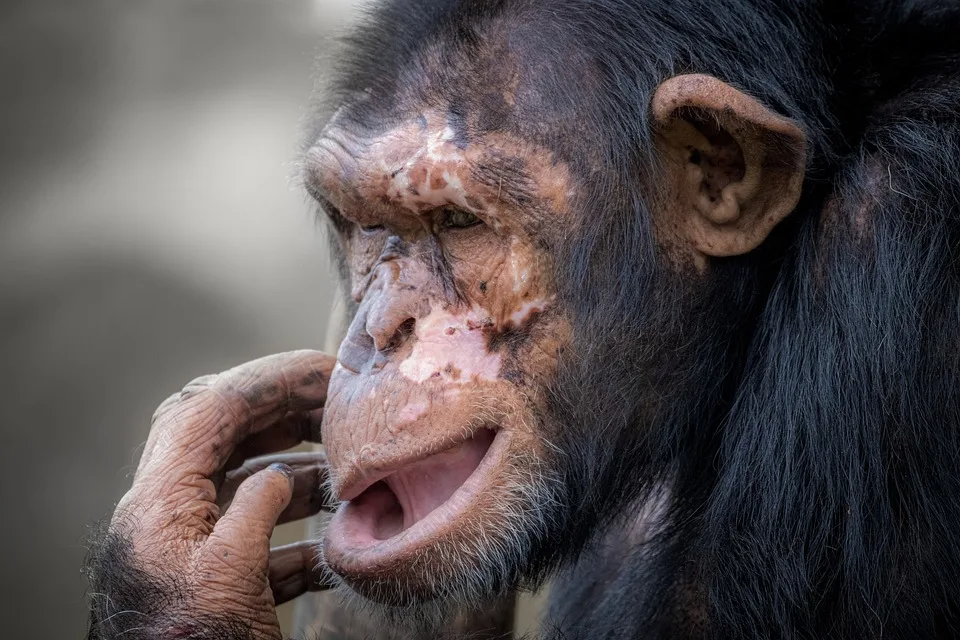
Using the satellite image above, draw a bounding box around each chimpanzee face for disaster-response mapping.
[305,30,805,610]
[308,104,575,604]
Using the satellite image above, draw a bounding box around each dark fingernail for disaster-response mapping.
[269,462,295,481]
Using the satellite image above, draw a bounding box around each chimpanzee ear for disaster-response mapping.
[652,74,807,257]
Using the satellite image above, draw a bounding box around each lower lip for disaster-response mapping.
[323,429,509,576]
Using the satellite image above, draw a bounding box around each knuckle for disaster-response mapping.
[178,379,239,427]
[150,391,182,425]
[153,374,236,429]
[180,373,222,401]
[181,370,257,426]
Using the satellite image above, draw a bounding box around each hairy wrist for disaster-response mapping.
[85,520,256,640]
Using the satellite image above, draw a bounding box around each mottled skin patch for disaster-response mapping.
[312,108,571,468]
[303,66,806,632]
[310,111,572,233]
[307,106,573,599]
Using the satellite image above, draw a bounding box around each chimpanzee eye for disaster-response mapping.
[440,208,482,230]
[360,223,385,234]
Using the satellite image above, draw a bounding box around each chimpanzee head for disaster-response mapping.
[304,0,807,618]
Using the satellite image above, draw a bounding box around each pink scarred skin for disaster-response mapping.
[308,109,574,596]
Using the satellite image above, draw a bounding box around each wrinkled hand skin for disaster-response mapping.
[85,351,335,640]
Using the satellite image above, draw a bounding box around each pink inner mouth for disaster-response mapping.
[336,428,496,548]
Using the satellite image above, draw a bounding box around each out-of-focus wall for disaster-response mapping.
[0,1,359,636]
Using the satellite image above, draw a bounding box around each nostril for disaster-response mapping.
[396,317,416,341]
[377,317,416,353]
[367,314,417,353]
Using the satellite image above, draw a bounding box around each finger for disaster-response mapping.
[209,464,295,588]
[139,350,335,480]
[219,452,331,522]
[134,390,189,481]
[223,408,324,472]
[268,541,330,605]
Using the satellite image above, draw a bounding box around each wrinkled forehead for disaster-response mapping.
[325,14,601,166]
[311,103,575,235]
[306,12,610,233]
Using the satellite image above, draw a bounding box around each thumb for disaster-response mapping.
[209,463,295,588]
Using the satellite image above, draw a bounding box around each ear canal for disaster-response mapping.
[652,74,807,257]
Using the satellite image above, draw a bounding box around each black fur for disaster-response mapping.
[704,57,960,640]
[324,1,960,638]
[86,0,960,638]
[85,519,257,640]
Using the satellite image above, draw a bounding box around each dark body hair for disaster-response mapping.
[323,1,960,638]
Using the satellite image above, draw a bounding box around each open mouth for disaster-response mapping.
[325,427,504,571]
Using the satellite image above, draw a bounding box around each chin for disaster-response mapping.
[321,423,560,610]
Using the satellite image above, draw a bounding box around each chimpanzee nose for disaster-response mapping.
[365,308,416,352]
[338,302,417,374]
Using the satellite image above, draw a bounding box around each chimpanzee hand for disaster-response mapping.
[86,351,336,640]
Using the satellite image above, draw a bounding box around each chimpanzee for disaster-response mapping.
[85,0,960,638]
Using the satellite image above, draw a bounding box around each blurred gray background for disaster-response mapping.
[0,1,359,636]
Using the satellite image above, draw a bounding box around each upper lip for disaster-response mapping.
[334,426,495,502]
[335,358,360,375]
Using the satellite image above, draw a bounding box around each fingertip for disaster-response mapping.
[245,464,295,504]
[216,465,295,541]
[268,461,295,478]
